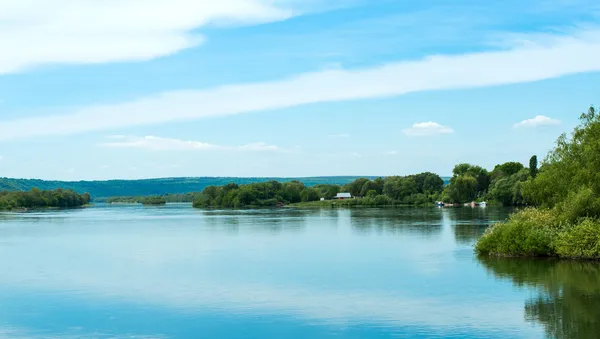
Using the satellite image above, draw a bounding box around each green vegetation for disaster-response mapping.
[440,161,530,206]
[193,172,445,208]
[476,106,600,259]
[0,188,91,210]
[0,176,379,200]
[105,193,198,204]
[480,257,600,339]
[140,196,167,205]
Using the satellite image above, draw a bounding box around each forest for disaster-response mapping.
[0,188,91,210]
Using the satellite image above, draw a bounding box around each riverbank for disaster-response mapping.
[287,199,428,208]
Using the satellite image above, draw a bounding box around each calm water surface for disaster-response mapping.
[0,205,598,338]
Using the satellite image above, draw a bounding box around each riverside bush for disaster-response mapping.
[554,219,600,259]
[476,209,558,257]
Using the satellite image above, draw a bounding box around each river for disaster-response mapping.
[0,204,598,338]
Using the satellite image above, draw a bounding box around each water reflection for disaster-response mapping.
[200,209,309,234]
[350,208,444,236]
[446,208,514,245]
[479,257,600,339]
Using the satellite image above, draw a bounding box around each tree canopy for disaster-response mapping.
[0,188,91,210]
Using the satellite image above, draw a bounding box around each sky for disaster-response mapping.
[0,0,599,180]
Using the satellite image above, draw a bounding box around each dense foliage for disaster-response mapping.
[0,176,376,200]
[105,193,198,204]
[140,196,167,205]
[442,164,491,203]
[193,173,446,208]
[477,106,600,259]
[0,188,91,210]
[438,159,541,206]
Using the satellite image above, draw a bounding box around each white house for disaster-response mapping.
[335,193,352,200]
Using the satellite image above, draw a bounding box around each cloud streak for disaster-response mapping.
[403,122,454,137]
[99,135,281,152]
[513,115,561,128]
[1,28,600,140]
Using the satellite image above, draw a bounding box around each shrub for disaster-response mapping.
[553,187,600,224]
[476,208,558,257]
[554,219,600,259]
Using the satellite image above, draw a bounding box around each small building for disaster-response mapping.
[335,193,352,200]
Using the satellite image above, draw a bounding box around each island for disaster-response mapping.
[140,196,167,206]
[0,188,91,210]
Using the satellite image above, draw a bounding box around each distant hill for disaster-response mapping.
[0,176,375,199]
[0,176,451,200]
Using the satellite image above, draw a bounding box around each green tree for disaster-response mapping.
[523,106,600,208]
[300,188,320,202]
[529,155,538,179]
[492,162,524,179]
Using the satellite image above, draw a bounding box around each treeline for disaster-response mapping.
[0,188,91,210]
[441,160,534,205]
[140,196,167,205]
[0,176,373,199]
[477,106,600,259]
[192,172,445,208]
[105,193,198,204]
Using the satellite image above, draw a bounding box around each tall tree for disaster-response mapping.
[529,155,538,178]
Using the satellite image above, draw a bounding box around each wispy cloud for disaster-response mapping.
[0,1,305,74]
[2,28,600,140]
[385,150,398,155]
[513,115,561,128]
[99,135,280,152]
[403,122,454,137]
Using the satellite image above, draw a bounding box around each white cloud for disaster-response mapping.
[2,28,600,140]
[385,150,398,155]
[513,115,561,128]
[403,122,454,137]
[99,135,280,152]
[0,0,297,74]
[101,135,217,151]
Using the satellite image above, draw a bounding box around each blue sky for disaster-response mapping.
[0,0,599,180]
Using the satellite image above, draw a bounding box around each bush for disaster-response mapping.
[476,209,558,257]
[554,219,600,259]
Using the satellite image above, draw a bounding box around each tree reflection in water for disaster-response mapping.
[479,257,600,339]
